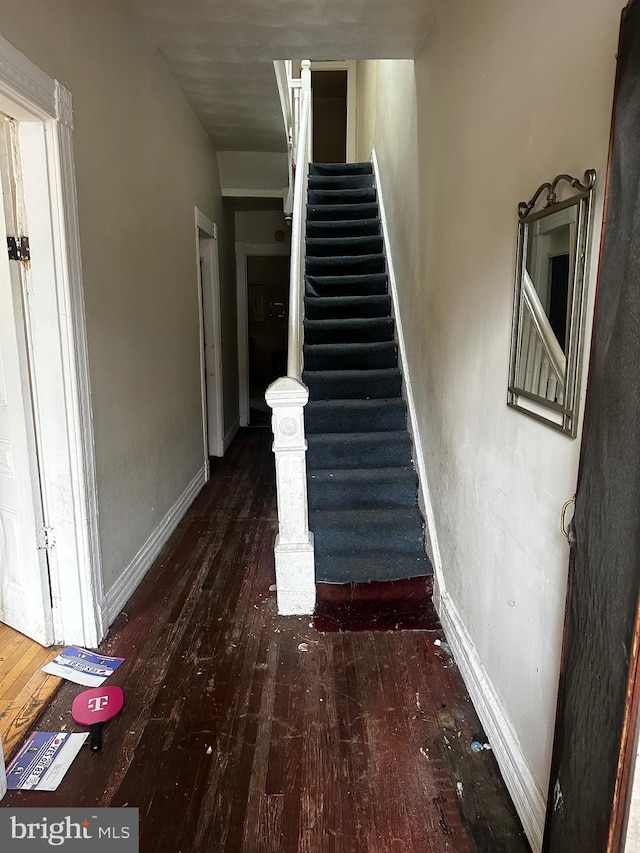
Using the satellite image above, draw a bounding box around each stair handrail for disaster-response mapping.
[287,61,312,379]
[265,59,315,617]
[521,268,566,385]
[273,60,299,219]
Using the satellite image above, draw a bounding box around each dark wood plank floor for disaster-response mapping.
[2,429,530,852]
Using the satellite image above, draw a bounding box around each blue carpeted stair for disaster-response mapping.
[303,162,432,586]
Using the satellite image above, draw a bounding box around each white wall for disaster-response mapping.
[217,151,288,197]
[0,1,233,609]
[357,0,623,847]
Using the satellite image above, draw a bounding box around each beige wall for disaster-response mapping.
[357,0,623,846]
[0,0,235,599]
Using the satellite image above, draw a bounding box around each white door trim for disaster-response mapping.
[235,242,290,427]
[310,60,357,163]
[195,208,224,461]
[0,34,103,647]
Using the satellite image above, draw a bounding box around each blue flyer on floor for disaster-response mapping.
[42,646,125,687]
[6,732,88,791]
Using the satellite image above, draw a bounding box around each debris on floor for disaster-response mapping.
[6,732,88,791]
[42,647,125,687]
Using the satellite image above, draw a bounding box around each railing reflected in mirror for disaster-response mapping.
[508,170,596,437]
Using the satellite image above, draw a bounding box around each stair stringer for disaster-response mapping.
[370,148,444,586]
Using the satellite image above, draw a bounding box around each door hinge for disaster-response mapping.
[7,235,30,262]
[36,526,56,551]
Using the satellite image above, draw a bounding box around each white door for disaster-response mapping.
[0,119,53,645]
[198,224,224,458]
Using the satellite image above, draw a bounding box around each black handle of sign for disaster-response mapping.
[89,722,104,752]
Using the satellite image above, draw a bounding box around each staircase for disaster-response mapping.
[302,162,434,629]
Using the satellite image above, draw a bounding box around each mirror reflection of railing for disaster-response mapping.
[508,170,596,437]
[519,270,566,405]
[265,60,315,616]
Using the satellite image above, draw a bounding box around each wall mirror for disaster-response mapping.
[508,170,596,437]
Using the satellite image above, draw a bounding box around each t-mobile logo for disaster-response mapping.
[87,695,109,713]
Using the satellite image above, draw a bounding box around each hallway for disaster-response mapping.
[2,431,529,851]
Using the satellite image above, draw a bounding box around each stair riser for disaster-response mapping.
[304,343,397,371]
[313,521,423,555]
[306,237,383,257]
[305,297,391,320]
[307,203,379,221]
[305,274,388,298]
[306,255,385,277]
[304,371,402,400]
[305,400,407,433]
[307,436,412,469]
[308,174,374,190]
[304,321,394,345]
[310,163,373,177]
[308,479,416,510]
[308,189,376,206]
[306,219,380,238]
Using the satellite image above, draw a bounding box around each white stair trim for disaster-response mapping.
[371,148,443,580]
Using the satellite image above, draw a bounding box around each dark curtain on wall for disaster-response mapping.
[544,2,640,850]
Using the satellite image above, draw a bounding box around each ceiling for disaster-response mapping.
[126,0,438,152]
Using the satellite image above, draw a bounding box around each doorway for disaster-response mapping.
[0,34,102,648]
[0,116,53,646]
[236,242,290,427]
[310,61,357,163]
[196,210,224,462]
[246,255,290,426]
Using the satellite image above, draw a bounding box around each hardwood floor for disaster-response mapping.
[1,429,530,852]
[0,625,61,761]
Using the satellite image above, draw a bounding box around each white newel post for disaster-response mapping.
[265,376,315,615]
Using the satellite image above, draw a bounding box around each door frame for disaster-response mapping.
[195,208,224,462]
[0,35,103,646]
[235,242,290,427]
[310,60,357,163]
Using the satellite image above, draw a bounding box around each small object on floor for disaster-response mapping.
[269,583,277,592]
[42,646,125,687]
[471,740,492,752]
[6,731,88,791]
[72,686,124,752]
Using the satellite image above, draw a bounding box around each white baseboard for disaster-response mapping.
[438,589,546,853]
[224,418,240,453]
[102,466,206,626]
[371,148,443,578]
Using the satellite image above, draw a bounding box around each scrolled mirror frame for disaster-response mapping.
[508,169,596,437]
